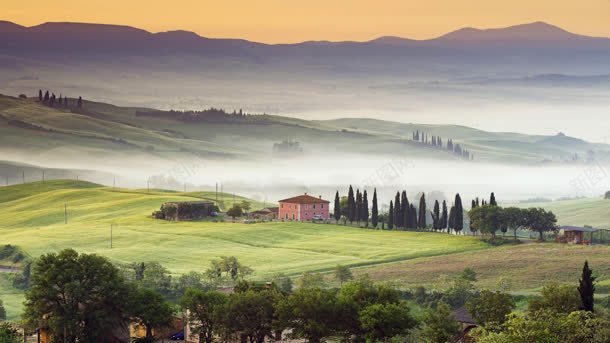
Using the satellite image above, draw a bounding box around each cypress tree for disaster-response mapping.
[362,190,369,225]
[77,96,83,108]
[334,191,341,223]
[394,192,401,229]
[388,201,394,230]
[490,192,497,206]
[440,200,448,231]
[578,260,596,312]
[400,191,408,229]
[418,194,427,229]
[448,205,455,234]
[356,190,362,224]
[408,204,416,228]
[64,96,68,107]
[454,194,464,234]
[38,89,43,102]
[43,90,49,103]
[347,185,355,223]
[432,200,440,231]
[471,199,476,208]
[371,189,378,228]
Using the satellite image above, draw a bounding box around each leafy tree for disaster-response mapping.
[503,207,526,240]
[418,193,427,229]
[23,249,130,343]
[276,287,340,343]
[0,299,5,321]
[388,201,394,230]
[454,194,464,234]
[130,286,174,339]
[528,282,580,314]
[420,302,460,343]
[472,309,610,343]
[174,271,210,296]
[469,205,504,237]
[271,273,293,293]
[297,271,326,290]
[334,191,341,223]
[207,256,253,282]
[0,322,20,343]
[440,200,448,231]
[334,265,353,285]
[359,302,417,342]
[466,290,515,327]
[139,261,173,296]
[226,204,243,219]
[523,207,557,241]
[219,289,278,343]
[578,260,596,312]
[181,289,228,343]
[240,200,252,213]
[371,189,378,228]
[460,267,477,282]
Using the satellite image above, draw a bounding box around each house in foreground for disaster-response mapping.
[278,193,330,221]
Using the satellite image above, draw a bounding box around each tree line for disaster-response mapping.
[468,192,558,240]
[37,89,83,109]
[135,108,269,124]
[412,130,473,160]
[333,186,465,233]
[4,249,607,343]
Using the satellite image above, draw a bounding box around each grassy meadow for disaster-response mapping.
[2,180,609,320]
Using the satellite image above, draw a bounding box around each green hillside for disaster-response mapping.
[0,180,486,276]
[511,197,610,229]
[1,94,608,165]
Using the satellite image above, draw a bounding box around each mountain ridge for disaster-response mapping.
[1,20,608,46]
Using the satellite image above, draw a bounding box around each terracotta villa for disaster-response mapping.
[278,193,330,221]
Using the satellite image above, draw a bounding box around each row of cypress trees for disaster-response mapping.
[412,130,473,160]
[333,186,465,232]
[38,89,83,108]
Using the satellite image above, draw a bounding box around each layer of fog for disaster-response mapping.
[3,150,608,206]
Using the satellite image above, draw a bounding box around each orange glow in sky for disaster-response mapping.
[4,0,610,43]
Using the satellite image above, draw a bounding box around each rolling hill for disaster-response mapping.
[1,180,609,320]
[1,94,608,168]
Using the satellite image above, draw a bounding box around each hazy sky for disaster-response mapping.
[5,0,610,43]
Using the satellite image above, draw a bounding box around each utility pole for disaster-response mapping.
[22,171,25,184]
[215,182,218,202]
[110,224,115,249]
[42,170,45,183]
[233,193,236,206]
[113,177,115,189]
[64,203,67,224]
[147,180,150,193]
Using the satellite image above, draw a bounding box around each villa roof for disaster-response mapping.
[560,226,599,233]
[453,307,476,325]
[279,193,330,204]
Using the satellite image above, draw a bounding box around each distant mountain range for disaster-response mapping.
[2,20,610,142]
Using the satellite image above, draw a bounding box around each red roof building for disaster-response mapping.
[279,193,330,221]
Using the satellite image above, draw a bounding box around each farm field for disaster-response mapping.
[2,180,610,320]
[1,180,489,277]
[510,197,610,230]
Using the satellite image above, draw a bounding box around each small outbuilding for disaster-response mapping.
[557,226,598,245]
[153,201,215,221]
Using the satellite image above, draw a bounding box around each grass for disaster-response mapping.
[2,180,610,320]
[1,181,487,277]
[512,197,610,230]
[350,243,610,293]
[1,94,603,164]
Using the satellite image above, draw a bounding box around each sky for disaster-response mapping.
[4,0,610,43]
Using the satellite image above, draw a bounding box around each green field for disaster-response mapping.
[511,197,610,230]
[2,180,610,320]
